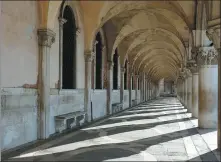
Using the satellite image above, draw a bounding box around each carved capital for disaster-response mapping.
[206,27,220,49]
[186,60,198,74]
[37,28,56,47]
[76,28,81,36]
[58,18,67,27]
[84,51,94,62]
[107,61,113,70]
[197,47,218,66]
[121,67,125,73]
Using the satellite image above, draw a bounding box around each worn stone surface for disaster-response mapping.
[3,97,218,161]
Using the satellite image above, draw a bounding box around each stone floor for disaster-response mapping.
[2,97,220,161]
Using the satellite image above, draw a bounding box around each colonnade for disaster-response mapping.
[176,40,220,150]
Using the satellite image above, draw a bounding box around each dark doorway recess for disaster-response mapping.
[95,32,102,89]
[124,60,128,89]
[113,49,119,90]
[62,6,76,89]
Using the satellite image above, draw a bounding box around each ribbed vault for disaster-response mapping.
[99,1,190,83]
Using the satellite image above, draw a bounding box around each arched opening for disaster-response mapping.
[124,60,128,90]
[113,49,119,90]
[95,32,102,89]
[62,6,76,89]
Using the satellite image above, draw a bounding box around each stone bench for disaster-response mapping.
[112,103,123,113]
[55,111,86,133]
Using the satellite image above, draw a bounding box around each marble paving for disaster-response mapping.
[2,97,220,161]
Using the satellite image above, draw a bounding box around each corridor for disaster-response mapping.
[3,98,219,161]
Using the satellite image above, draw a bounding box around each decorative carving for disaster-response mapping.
[84,51,94,62]
[197,47,218,65]
[206,27,220,49]
[121,67,125,73]
[58,18,67,27]
[107,61,114,70]
[186,59,198,74]
[37,28,56,47]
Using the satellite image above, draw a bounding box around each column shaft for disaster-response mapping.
[107,61,113,114]
[37,28,55,139]
[120,67,125,105]
[84,52,93,122]
[192,73,199,118]
[187,75,193,112]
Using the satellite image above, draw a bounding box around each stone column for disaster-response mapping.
[101,46,106,89]
[107,60,113,114]
[128,69,132,107]
[187,71,193,113]
[140,74,143,102]
[184,75,188,107]
[188,60,199,118]
[197,47,218,128]
[58,18,66,89]
[84,52,93,122]
[135,74,139,104]
[0,1,2,160]
[37,28,55,139]
[120,67,125,106]
[207,27,220,150]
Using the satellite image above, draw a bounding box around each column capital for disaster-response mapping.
[121,67,125,73]
[37,28,56,47]
[84,51,94,62]
[206,26,220,50]
[107,60,114,70]
[58,17,67,27]
[197,47,218,66]
[186,59,199,74]
[76,27,81,36]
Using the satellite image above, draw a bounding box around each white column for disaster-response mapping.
[120,67,125,106]
[84,52,93,122]
[198,47,218,128]
[37,29,56,139]
[192,72,199,117]
[187,72,193,113]
[207,27,220,150]
[128,69,132,107]
[135,74,139,104]
[58,18,66,89]
[107,60,113,114]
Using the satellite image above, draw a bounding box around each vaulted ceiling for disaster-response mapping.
[100,1,195,83]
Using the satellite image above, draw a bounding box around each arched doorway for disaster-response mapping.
[62,5,76,89]
[113,49,119,90]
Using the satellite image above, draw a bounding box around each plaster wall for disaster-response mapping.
[1,88,37,151]
[91,90,107,120]
[112,90,120,104]
[1,1,38,87]
[123,90,129,109]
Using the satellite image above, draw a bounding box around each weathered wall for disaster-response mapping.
[1,1,38,87]
[91,90,107,120]
[112,90,120,104]
[1,88,38,151]
[49,89,85,135]
[123,90,129,109]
